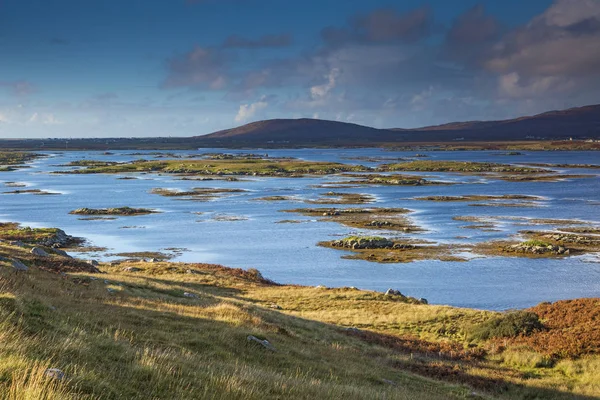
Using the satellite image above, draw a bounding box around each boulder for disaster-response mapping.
[122,267,142,273]
[87,260,100,267]
[183,292,198,298]
[419,298,429,305]
[30,247,49,257]
[44,368,65,380]
[247,335,276,352]
[385,288,402,296]
[52,249,71,258]
[186,269,202,275]
[11,259,28,272]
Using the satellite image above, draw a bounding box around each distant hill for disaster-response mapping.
[195,104,600,145]
[394,104,600,141]
[196,118,398,145]
[0,104,598,150]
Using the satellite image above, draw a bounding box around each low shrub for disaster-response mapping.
[469,311,543,341]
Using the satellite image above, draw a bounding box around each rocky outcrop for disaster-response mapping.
[331,237,394,250]
[11,259,28,271]
[38,229,80,248]
[30,247,49,257]
[504,243,570,255]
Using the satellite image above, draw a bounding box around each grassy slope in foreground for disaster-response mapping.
[0,225,599,399]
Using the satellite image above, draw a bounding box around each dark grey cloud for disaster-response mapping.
[0,80,35,96]
[162,47,230,90]
[162,1,600,127]
[222,33,292,48]
[480,0,600,99]
[321,6,433,46]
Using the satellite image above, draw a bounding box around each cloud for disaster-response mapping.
[310,68,340,100]
[485,0,600,79]
[447,5,500,46]
[160,2,600,129]
[322,6,433,45]
[0,80,35,96]
[235,96,269,122]
[163,47,230,90]
[222,34,292,48]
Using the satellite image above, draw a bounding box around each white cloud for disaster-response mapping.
[235,97,269,123]
[310,68,340,100]
[498,72,574,99]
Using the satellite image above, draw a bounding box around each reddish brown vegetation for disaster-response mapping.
[504,298,600,358]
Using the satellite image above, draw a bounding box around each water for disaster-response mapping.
[1,149,599,310]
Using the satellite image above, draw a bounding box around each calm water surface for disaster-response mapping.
[1,149,599,310]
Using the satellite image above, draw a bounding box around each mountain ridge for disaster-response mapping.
[196,103,600,145]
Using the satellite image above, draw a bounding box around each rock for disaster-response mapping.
[269,304,282,310]
[315,285,327,289]
[148,258,158,263]
[381,379,397,386]
[247,335,276,352]
[419,298,429,305]
[87,260,99,267]
[11,259,28,272]
[10,240,26,247]
[345,327,362,334]
[107,288,115,293]
[385,288,402,296]
[186,269,202,275]
[30,247,49,257]
[44,368,65,380]
[122,267,141,273]
[52,249,71,258]
[183,292,198,298]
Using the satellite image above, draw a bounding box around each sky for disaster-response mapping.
[1,0,600,138]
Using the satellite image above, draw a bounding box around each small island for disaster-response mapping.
[69,207,159,216]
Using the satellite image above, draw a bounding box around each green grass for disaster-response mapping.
[379,161,548,174]
[61,159,371,177]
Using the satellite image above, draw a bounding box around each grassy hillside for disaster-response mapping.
[0,224,599,399]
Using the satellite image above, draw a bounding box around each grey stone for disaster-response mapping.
[44,368,64,380]
[53,249,71,258]
[123,267,142,273]
[183,292,198,298]
[247,335,276,352]
[30,247,49,257]
[11,259,28,272]
[385,288,402,296]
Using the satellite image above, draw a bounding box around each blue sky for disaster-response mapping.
[1,0,600,137]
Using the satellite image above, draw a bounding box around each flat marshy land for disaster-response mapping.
[1,149,600,310]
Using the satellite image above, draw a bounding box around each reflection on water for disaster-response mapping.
[1,148,599,310]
